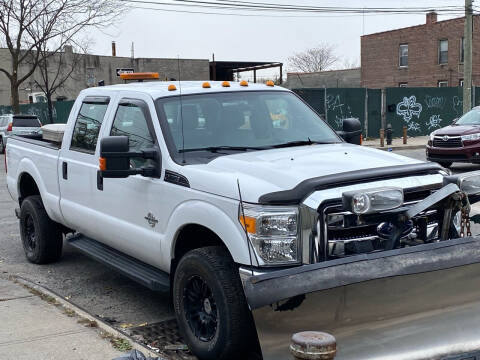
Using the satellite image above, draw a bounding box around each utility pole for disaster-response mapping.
[463,0,473,114]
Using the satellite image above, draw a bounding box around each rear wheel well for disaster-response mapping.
[18,173,40,205]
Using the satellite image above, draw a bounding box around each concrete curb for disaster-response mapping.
[365,144,426,151]
[10,275,163,359]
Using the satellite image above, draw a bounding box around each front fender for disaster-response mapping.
[163,199,253,267]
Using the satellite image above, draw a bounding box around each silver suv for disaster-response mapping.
[0,114,42,153]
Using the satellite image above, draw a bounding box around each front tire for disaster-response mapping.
[19,195,63,264]
[173,246,255,360]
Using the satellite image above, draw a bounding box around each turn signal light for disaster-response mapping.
[202,82,211,88]
[240,80,248,87]
[222,81,230,87]
[99,157,107,171]
[266,80,275,87]
[7,122,12,132]
[239,215,256,234]
[168,84,177,91]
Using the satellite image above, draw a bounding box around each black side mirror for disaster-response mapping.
[337,118,362,145]
[99,135,160,178]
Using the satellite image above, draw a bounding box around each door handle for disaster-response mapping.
[62,162,68,180]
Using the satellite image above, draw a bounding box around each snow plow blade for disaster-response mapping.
[243,236,480,360]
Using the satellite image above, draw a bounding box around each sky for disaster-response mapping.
[88,0,468,80]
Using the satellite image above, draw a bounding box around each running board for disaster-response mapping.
[68,234,170,292]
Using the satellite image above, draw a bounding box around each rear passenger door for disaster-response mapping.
[59,96,112,234]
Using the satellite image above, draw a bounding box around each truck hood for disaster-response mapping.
[183,143,422,203]
[433,124,480,136]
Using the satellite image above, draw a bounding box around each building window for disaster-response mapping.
[399,44,408,67]
[439,39,448,64]
[460,37,465,63]
[460,79,464,87]
[438,80,448,87]
[399,82,408,87]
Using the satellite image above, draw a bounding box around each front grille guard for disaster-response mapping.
[310,183,468,263]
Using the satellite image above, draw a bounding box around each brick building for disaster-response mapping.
[361,12,480,88]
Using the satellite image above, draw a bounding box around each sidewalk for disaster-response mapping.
[0,277,124,360]
[363,136,428,150]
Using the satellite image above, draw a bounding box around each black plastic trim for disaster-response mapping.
[258,162,444,205]
[164,170,190,187]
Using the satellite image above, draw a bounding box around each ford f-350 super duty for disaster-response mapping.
[6,80,480,360]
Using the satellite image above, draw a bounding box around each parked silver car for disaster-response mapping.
[0,114,42,153]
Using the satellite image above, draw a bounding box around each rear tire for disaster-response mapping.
[173,246,255,360]
[19,195,63,264]
[438,161,452,168]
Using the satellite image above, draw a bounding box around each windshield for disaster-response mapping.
[455,108,480,125]
[156,91,340,152]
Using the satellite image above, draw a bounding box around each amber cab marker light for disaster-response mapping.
[202,82,211,88]
[168,84,177,91]
[240,80,248,87]
[266,80,275,87]
[222,81,231,87]
[99,157,107,171]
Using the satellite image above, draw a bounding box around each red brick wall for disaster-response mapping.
[361,15,480,88]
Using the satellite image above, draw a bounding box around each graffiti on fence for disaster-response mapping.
[326,94,355,129]
[424,95,445,109]
[396,96,423,122]
[426,114,443,129]
[453,96,463,116]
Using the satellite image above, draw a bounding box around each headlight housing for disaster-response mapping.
[443,171,480,195]
[342,187,404,215]
[429,132,436,141]
[461,133,480,142]
[239,204,300,265]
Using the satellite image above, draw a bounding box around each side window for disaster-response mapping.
[110,102,155,168]
[70,99,109,153]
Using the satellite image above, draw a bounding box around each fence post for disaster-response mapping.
[364,88,369,138]
[324,87,328,123]
[290,331,337,360]
[380,128,385,147]
[381,88,386,131]
[403,126,407,144]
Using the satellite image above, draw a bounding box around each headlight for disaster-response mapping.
[461,133,480,141]
[342,187,404,215]
[239,204,299,265]
[429,132,435,141]
[443,171,480,195]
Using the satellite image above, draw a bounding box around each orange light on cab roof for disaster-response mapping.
[120,72,159,80]
[266,80,275,87]
[168,84,177,91]
[239,215,256,234]
[99,157,107,171]
[240,80,248,87]
[222,81,230,87]
[202,82,211,88]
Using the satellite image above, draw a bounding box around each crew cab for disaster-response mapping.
[5,80,480,360]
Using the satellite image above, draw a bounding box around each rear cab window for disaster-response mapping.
[70,97,110,154]
[12,116,41,127]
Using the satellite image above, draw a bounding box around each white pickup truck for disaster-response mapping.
[6,80,480,360]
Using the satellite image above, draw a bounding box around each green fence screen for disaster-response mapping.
[0,100,74,124]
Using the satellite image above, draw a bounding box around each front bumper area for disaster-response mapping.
[244,237,480,360]
[427,141,480,163]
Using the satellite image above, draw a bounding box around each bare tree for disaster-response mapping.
[0,0,122,112]
[288,43,339,73]
[32,40,88,123]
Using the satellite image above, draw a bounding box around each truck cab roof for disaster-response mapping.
[80,80,288,99]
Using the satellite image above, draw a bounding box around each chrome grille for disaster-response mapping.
[433,136,462,148]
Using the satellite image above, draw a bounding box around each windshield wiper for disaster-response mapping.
[179,146,265,153]
[270,139,333,148]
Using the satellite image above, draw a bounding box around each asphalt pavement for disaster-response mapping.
[0,147,479,350]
